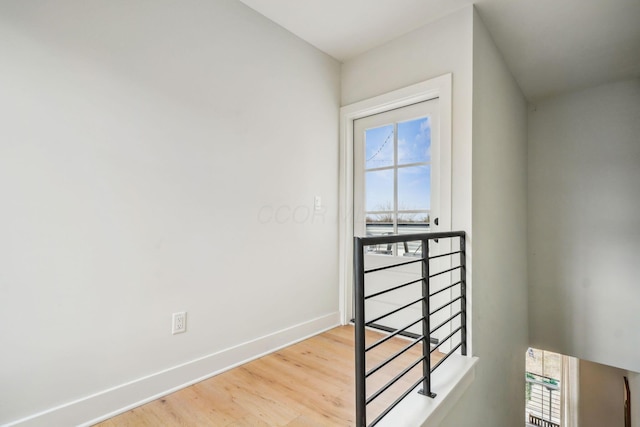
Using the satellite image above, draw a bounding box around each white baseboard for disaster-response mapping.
[6,312,340,427]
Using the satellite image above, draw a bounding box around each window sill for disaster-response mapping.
[377,354,478,427]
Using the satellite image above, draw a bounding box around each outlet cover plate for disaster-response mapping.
[172,312,187,334]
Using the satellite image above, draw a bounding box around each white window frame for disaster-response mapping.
[338,74,452,325]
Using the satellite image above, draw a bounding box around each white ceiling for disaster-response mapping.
[238,0,640,102]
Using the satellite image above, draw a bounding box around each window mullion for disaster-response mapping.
[393,122,398,256]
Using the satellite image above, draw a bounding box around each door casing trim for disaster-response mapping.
[338,74,452,325]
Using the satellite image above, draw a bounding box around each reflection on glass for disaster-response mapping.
[363,116,432,257]
[365,213,394,255]
[365,125,394,169]
[365,169,393,212]
[398,165,430,210]
[398,117,431,165]
[397,213,430,257]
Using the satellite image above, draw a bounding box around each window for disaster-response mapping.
[526,348,562,427]
[338,74,452,327]
[354,99,439,258]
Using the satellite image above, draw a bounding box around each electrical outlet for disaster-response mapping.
[172,312,187,334]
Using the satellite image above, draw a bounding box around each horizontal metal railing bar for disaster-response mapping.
[431,342,463,372]
[365,318,424,352]
[359,231,465,246]
[365,278,423,300]
[366,336,424,378]
[366,356,425,405]
[366,297,423,326]
[430,311,462,335]
[364,322,439,345]
[369,375,426,427]
[429,327,463,354]
[429,265,461,278]
[364,258,422,274]
[430,296,463,316]
[429,281,461,297]
[428,250,461,260]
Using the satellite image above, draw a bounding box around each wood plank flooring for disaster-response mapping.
[96,326,443,426]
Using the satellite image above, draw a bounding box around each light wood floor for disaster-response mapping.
[96,326,443,427]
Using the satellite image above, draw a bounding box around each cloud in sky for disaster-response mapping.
[365,125,394,169]
[398,117,431,165]
[364,116,432,212]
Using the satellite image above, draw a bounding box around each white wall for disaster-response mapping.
[438,9,529,427]
[341,6,473,266]
[341,8,474,366]
[342,7,529,426]
[0,0,340,424]
[579,359,626,427]
[528,79,640,372]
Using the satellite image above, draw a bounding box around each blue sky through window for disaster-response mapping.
[365,169,393,211]
[364,116,431,214]
[398,165,430,210]
[365,125,394,169]
[398,116,431,164]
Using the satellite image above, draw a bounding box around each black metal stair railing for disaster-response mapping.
[354,231,467,427]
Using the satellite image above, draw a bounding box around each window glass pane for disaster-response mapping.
[542,352,561,380]
[397,213,430,257]
[526,348,544,376]
[526,348,562,426]
[365,169,393,212]
[526,349,562,380]
[397,212,430,229]
[397,165,430,211]
[365,125,394,169]
[366,213,394,255]
[398,116,431,165]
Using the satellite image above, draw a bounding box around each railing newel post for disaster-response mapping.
[354,237,367,427]
[418,238,436,398]
[460,234,467,356]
